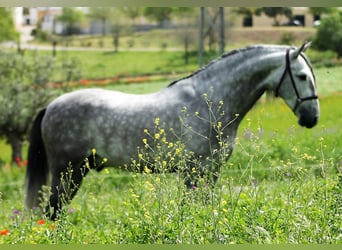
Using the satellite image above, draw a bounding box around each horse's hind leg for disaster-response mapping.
[46,153,106,220]
[46,161,89,220]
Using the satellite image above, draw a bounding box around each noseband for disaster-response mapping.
[275,48,318,112]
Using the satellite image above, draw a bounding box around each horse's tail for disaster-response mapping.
[25,108,49,209]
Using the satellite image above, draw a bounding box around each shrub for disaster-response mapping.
[306,49,338,67]
[0,50,81,164]
[314,13,342,58]
[279,32,295,45]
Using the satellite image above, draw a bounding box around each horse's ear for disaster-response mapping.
[291,41,312,59]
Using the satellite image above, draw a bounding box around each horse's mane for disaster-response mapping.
[167,44,288,88]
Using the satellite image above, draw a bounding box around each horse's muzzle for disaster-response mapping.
[298,112,318,128]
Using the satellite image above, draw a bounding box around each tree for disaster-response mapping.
[58,7,84,35]
[233,7,256,26]
[0,7,18,42]
[0,50,81,165]
[255,7,293,26]
[88,7,116,36]
[234,7,255,16]
[308,7,338,20]
[120,7,141,25]
[143,7,174,27]
[314,12,342,58]
[173,7,195,64]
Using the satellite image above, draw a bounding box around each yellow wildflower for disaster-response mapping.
[144,166,152,174]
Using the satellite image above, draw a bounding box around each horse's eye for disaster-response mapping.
[298,74,307,81]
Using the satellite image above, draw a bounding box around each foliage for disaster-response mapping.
[58,7,85,35]
[31,27,51,42]
[143,7,174,26]
[255,7,293,26]
[119,7,141,24]
[0,7,18,42]
[87,7,117,36]
[314,12,342,58]
[279,32,295,45]
[143,7,193,27]
[305,49,338,68]
[0,50,81,163]
[233,7,256,17]
[308,7,339,17]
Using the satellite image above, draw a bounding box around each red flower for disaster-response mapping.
[15,157,21,165]
[14,157,27,167]
[37,219,45,225]
[0,229,9,235]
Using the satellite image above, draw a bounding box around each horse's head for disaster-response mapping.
[274,42,319,128]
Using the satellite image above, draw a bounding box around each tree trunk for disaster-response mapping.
[7,132,23,165]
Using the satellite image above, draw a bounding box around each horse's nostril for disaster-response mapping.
[298,114,319,128]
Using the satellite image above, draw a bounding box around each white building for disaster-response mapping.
[14,7,40,27]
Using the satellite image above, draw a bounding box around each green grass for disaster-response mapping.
[43,50,200,80]
[315,67,342,95]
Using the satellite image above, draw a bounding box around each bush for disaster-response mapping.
[32,28,50,42]
[0,50,81,164]
[305,49,338,68]
[314,13,342,58]
[279,32,295,45]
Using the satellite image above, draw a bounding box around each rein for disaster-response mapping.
[275,48,318,112]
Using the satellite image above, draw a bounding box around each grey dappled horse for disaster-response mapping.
[25,43,319,219]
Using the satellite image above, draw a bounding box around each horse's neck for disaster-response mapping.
[194,49,284,119]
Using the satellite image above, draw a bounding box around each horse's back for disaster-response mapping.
[41,88,182,167]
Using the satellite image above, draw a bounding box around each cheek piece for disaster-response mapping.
[274,48,318,112]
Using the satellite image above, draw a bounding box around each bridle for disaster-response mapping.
[275,48,318,112]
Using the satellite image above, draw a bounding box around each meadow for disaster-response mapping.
[0,36,341,243]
